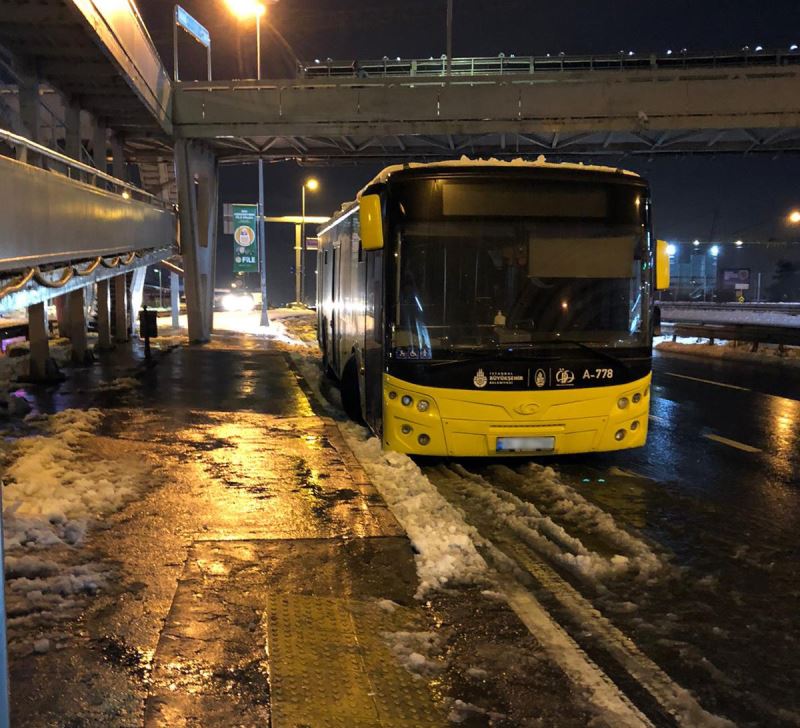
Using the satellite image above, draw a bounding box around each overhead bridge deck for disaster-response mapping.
[174,61,800,162]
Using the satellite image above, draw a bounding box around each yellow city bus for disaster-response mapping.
[317,160,669,457]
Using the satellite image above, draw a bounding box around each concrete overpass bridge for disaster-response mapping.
[173,54,800,162]
[2,0,800,372]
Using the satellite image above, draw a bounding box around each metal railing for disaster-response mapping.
[0,128,171,209]
[298,47,800,79]
[663,321,800,351]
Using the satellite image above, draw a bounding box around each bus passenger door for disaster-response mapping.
[364,249,384,436]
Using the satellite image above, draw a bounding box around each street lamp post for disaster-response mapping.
[258,158,269,325]
[299,178,319,304]
[446,0,453,74]
[226,0,274,80]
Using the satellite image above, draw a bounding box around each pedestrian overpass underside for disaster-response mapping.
[173,64,800,162]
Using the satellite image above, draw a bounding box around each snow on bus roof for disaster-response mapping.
[356,155,639,198]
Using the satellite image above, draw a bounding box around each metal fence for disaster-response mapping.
[299,47,800,79]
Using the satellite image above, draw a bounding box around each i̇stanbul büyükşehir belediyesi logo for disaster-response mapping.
[473,369,488,388]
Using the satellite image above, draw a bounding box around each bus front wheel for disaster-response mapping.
[341,357,364,424]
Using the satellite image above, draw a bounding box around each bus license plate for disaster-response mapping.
[496,436,555,453]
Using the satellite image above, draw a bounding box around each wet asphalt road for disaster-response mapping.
[449,349,800,726]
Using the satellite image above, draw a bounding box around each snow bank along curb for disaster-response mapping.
[656,339,800,367]
[337,421,489,597]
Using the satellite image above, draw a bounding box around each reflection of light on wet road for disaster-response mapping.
[766,395,800,461]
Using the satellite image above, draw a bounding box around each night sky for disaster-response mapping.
[137,0,800,303]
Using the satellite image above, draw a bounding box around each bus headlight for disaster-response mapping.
[632,393,642,404]
[401,395,413,407]
[418,434,430,446]
[617,397,629,409]
[417,399,430,412]
[401,424,413,435]
[615,429,626,441]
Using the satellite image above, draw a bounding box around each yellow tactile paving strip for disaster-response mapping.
[266,594,448,727]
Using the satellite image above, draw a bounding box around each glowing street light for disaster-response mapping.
[788,210,800,224]
[666,243,677,257]
[298,178,320,303]
[710,245,720,257]
[225,0,272,81]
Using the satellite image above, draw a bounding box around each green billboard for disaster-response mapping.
[232,204,260,273]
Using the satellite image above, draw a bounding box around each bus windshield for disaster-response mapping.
[391,178,650,359]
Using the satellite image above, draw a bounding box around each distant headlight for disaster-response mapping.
[222,293,255,312]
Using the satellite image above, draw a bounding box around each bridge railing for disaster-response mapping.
[298,48,800,79]
[0,128,171,210]
[662,322,800,351]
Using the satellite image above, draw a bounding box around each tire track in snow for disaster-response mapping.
[427,463,734,728]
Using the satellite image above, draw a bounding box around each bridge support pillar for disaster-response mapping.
[129,267,146,337]
[67,288,90,364]
[111,134,126,181]
[113,274,128,343]
[17,74,40,161]
[96,279,112,350]
[54,294,71,339]
[176,140,218,343]
[64,99,82,161]
[170,272,180,328]
[92,116,107,171]
[27,302,57,382]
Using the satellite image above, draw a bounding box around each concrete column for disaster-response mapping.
[110,134,126,181]
[18,75,40,144]
[54,294,71,339]
[27,302,53,382]
[67,288,89,364]
[175,140,218,343]
[92,117,107,172]
[64,100,82,161]
[96,279,112,350]
[53,294,69,339]
[17,72,40,164]
[170,272,180,328]
[113,274,128,342]
[129,266,146,337]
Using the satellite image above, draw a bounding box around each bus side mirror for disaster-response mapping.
[656,240,670,290]
[360,194,384,251]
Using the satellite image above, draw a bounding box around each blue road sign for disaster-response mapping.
[176,6,210,48]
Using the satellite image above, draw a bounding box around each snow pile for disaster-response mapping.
[3,409,148,548]
[213,310,313,348]
[443,463,663,584]
[383,630,445,678]
[95,377,140,391]
[339,421,488,596]
[2,408,150,647]
[448,700,505,724]
[0,352,31,413]
[660,306,800,328]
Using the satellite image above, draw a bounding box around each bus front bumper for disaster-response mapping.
[382,373,651,457]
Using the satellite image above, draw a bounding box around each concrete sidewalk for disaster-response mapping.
[6,329,594,727]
